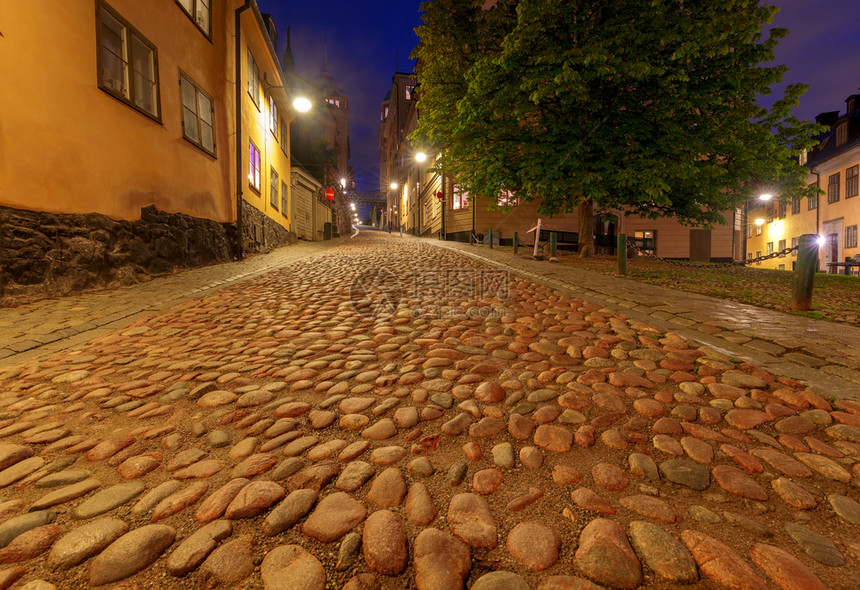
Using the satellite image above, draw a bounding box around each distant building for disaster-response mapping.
[745,96,860,273]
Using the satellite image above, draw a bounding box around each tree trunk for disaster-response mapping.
[578,200,594,258]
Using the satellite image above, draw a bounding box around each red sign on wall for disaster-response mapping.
[325,189,334,201]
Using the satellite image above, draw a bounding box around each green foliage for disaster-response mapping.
[413,0,824,225]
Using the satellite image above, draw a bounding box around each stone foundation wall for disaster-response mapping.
[0,205,237,302]
[241,200,295,255]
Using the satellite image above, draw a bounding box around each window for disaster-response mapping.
[248,141,260,191]
[778,264,785,271]
[798,149,807,165]
[836,123,848,147]
[847,225,858,249]
[452,184,469,209]
[766,202,774,223]
[247,49,260,106]
[808,193,818,210]
[498,191,519,207]
[766,242,773,255]
[778,239,786,255]
[280,119,288,154]
[269,95,278,138]
[179,72,215,155]
[281,180,288,215]
[778,201,786,219]
[176,0,210,37]
[755,251,761,265]
[755,223,762,236]
[747,253,753,261]
[847,165,859,198]
[405,86,414,100]
[828,173,840,203]
[791,236,799,249]
[634,230,656,254]
[270,168,279,209]
[791,197,801,215]
[97,3,159,119]
[746,222,754,238]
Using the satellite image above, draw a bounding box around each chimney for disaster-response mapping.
[846,92,860,115]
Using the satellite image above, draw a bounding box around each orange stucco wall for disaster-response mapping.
[0,0,233,222]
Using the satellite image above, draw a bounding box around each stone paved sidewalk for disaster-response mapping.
[427,237,860,402]
[0,236,348,369]
[0,231,856,589]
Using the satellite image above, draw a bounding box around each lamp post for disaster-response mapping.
[389,182,398,234]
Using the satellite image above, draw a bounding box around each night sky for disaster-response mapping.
[256,0,860,192]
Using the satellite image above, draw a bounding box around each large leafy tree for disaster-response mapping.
[413,0,822,256]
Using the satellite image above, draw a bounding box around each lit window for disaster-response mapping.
[847,165,858,198]
[269,95,278,138]
[177,0,210,37]
[249,141,260,190]
[634,230,656,254]
[452,184,469,210]
[97,3,159,119]
[828,173,840,203]
[270,168,279,209]
[179,72,215,155]
[405,85,414,100]
[498,190,519,207]
[247,49,260,106]
[755,224,762,236]
[847,225,858,249]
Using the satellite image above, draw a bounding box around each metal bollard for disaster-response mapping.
[617,233,627,275]
[792,234,818,311]
[549,232,558,262]
[489,229,494,249]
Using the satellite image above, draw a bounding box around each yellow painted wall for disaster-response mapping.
[238,11,293,233]
[0,0,233,221]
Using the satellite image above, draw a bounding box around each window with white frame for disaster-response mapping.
[747,252,753,261]
[97,3,159,119]
[634,230,656,254]
[791,197,801,214]
[248,141,260,191]
[847,165,858,199]
[847,225,858,249]
[247,49,260,106]
[778,239,786,255]
[179,72,215,155]
[828,172,840,203]
[270,168,279,209]
[452,184,469,209]
[176,0,210,37]
[746,223,754,238]
[755,224,762,236]
[791,236,799,252]
[498,190,519,207]
[808,193,818,210]
[766,242,773,255]
[281,180,288,215]
[755,251,761,264]
[280,119,288,154]
[269,95,278,138]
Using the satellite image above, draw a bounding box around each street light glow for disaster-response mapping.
[415,152,427,163]
[758,193,773,201]
[816,235,826,247]
[292,96,311,112]
[340,178,346,188]
[754,218,764,226]
[350,203,356,211]
[390,182,399,190]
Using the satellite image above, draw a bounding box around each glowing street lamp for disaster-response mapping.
[390,182,399,190]
[350,203,356,211]
[415,152,427,163]
[758,193,773,201]
[755,218,765,226]
[292,96,311,113]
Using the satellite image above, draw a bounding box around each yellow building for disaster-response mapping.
[0,0,307,298]
[746,102,860,273]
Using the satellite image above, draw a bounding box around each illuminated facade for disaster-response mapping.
[1,0,302,257]
[745,101,860,272]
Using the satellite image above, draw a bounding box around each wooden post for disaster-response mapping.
[533,219,542,258]
[513,232,518,254]
[488,229,494,249]
[617,233,627,275]
[792,234,818,311]
[549,232,558,262]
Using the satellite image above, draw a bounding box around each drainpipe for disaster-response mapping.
[234,0,253,260]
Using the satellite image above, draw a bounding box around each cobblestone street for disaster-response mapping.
[0,231,858,589]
